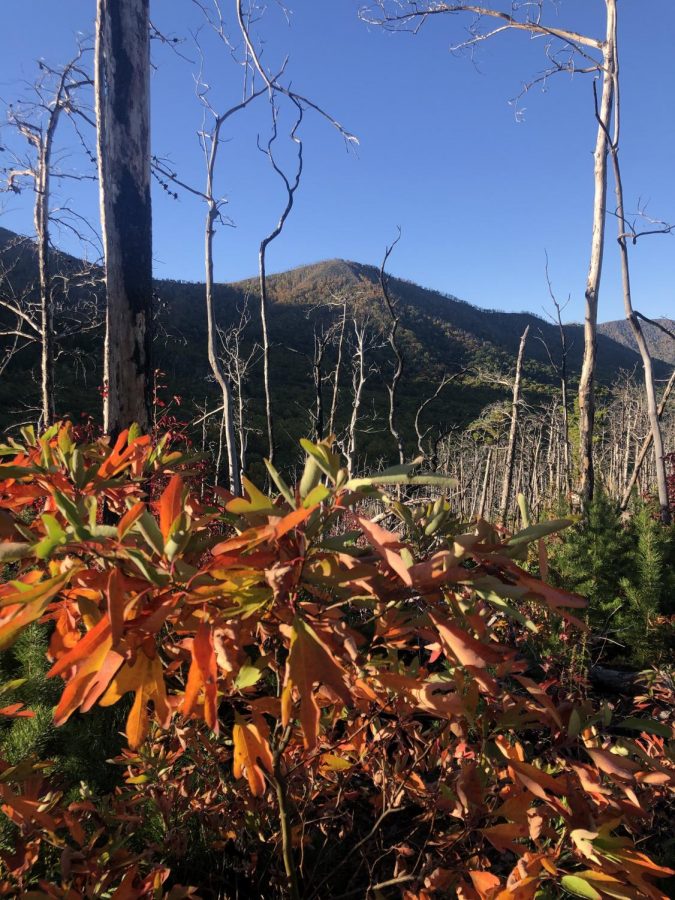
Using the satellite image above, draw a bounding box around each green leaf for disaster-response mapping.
[475,588,537,632]
[517,493,531,529]
[568,708,582,739]
[373,459,423,477]
[561,875,601,899]
[52,491,89,540]
[264,459,295,507]
[228,477,275,515]
[317,531,362,552]
[506,518,574,548]
[34,514,67,559]
[472,575,536,631]
[424,509,448,536]
[0,678,27,696]
[618,717,672,739]
[128,422,143,444]
[235,658,268,690]
[303,483,331,508]
[89,525,119,540]
[136,509,165,556]
[123,548,170,587]
[299,439,340,484]
[19,425,36,447]
[347,473,458,490]
[69,448,87,489]
[0,465,35,480]
[299,454,322,499]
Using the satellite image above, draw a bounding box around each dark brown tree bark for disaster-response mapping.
[96,0,153,434]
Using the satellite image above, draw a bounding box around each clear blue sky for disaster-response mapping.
[1,0,673,323]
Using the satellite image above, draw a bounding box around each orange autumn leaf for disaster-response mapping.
[585,747,640,781]
[123,652,171,749]
[117,501,146,539]
[159,474,184,542]
[358,516,412,585]
[469,871,502,899]
[0,569,74,651]
[282,616,351,749]
[431,613,504,670]
[232,713,274,796]
[273,504,314,539]
[182,623,219,730]
[106,567,126,647]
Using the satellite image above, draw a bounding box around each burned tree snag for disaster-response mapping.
[96,0,153,434]
[500,325,530,524]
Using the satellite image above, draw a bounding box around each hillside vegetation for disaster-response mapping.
[1,227,668,474]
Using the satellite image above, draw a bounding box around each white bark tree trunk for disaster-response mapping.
[500,324,529,523]
[607,22,671,523]
[621,370,674,512]
[578,0,616,508]
[35,143,54,427]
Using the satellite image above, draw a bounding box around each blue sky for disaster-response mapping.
[0,0,673,323]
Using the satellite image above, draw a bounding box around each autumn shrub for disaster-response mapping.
[0,423,673,898]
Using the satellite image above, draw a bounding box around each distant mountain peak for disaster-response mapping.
[599,317,675,366]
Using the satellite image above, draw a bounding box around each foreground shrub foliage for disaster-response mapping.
[0,423,673,897]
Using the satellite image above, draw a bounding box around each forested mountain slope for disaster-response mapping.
[0,226,666,468]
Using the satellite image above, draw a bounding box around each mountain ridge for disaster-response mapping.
[1,224,670,469]
[2,225,669,342]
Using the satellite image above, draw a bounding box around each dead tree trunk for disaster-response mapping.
[258,102,303,465]
[602,28,670,523]
[620,370,674,511]
[500,325,529,524]
[34,140,55,427]
[96,0,153,435]
[311,323,332,443]
[477,445,493,520]
[328,300,347,438]
[578,0,617,509]
[346,320,368,478]
[379,232,405,465]
[5,59,86,427]
[205,197,240,494]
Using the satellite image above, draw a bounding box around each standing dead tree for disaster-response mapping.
[343,317,378,478]
[96,0,153,435]
[257,99,304,464]
[328,299,348,438]
[578,1,617,512]
[310,316,336,444]
[359,0,615,510]
[537,255,572,494]
[597,67,672,523]
[414,370,464,460]
[379,229,405,465]
[0,245,41,381]
[3,49,93,426]
[620,370,675,512]
[233,0,357,469]
[218,299,260,481]
[197,82,269,494]
[500,324,529,524]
